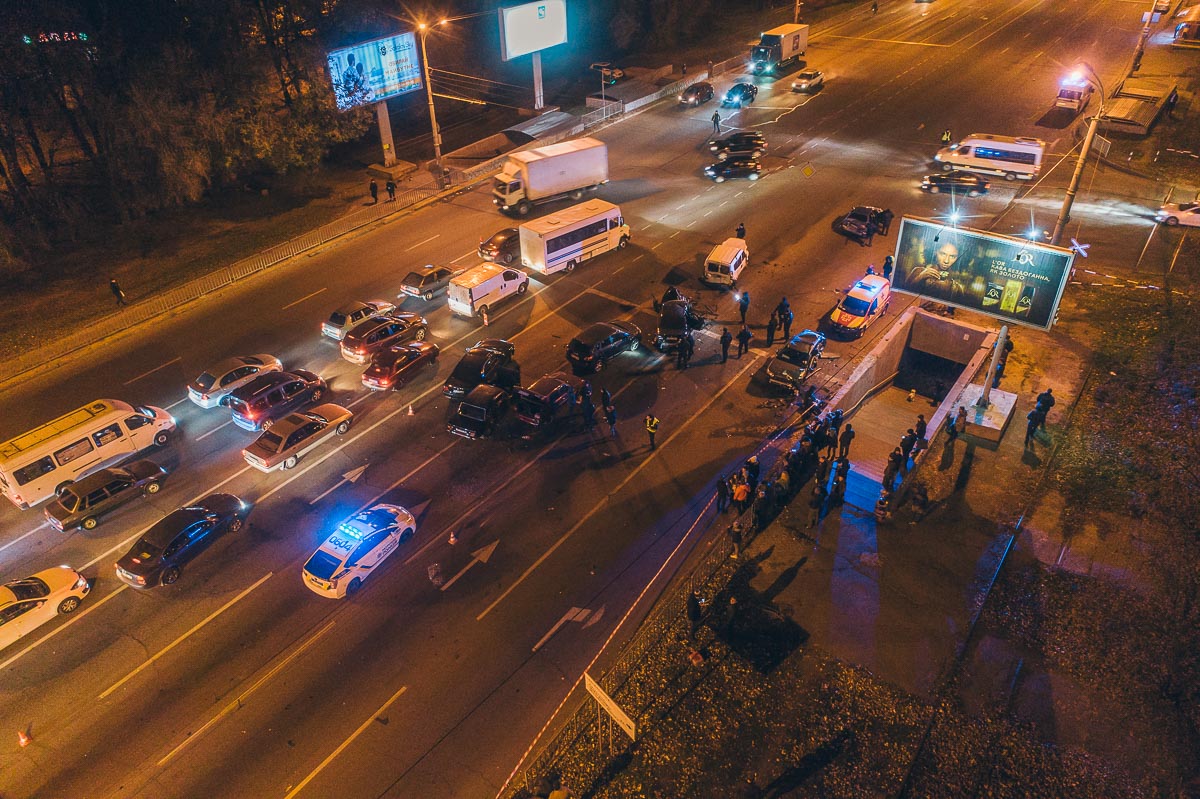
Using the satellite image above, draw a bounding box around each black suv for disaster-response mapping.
[567,321,643,374]
[654,288,706,351]
[228,370,326,432]
[764,330,827,392]
[721,83,758,107]
[443,339,520,399]
[478,228,521,265]
[45,460,167,532]
[710,131,767,160]
[448,385,510,440]
[114,494,249,588]
[514,373,588,430]
[920,171,989,196]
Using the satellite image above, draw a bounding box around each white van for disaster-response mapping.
[934,134,1046,181]
[520,200,630,275]
[446,263,531,319]
[0,400,176,509]
[701,237,749,287]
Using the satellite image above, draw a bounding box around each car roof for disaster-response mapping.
[230,371,293,398]
[322,506,401,554]
[333,300,377,315]
[798,69,820,77]
[576,321,620,344]
[143,507,208,547]
[63,466,127,494]
[847,275,890,299]
[785,330,824,349]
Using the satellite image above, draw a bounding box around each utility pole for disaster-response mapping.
[794,0,804,23]
[1052,65,1105,246]
[418,21,446,187]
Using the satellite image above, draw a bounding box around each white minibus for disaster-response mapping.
[934,134,1046,181]
[0,399,175,509]
[519,199,630,275]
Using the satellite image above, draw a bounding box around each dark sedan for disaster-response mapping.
[679,81,715,106]
[115,494,250,588]
[340,312,428,364]
[722,83,758,107]
[835,205,884,239]
[45,460,167,532]
[567,321,642,373]
[443,339,519,399]
[920,171,989,196]
[704,157,762,183]
[478,228,521,265]
[362,341,440,391]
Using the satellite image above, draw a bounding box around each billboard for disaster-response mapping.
[891,217,1074,331]
[327,33,423,112]
[499,1,568,61]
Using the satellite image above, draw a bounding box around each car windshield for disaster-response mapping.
[402,272,425,286]
[459,404,488,421]
[328,312,348,327]
[194,372,217,391]
[305,550,344,580]
[840,296,872,316]
[257,431,284,451]
[777,348,811,367]
[799,71,817,80]
[5,577,50,601]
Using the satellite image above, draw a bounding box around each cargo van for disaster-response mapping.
[446,264,531,319]
[0,400,175,509]
[934,134,1045,181]
[701,237,749,288]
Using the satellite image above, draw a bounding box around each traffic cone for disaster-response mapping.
[448,531,458,546]
[407,404,415,416]
[482,309,490,326]
[18,729,31,747]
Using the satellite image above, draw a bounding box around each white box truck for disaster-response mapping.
[749,24,808,75]
[492,138,609,217]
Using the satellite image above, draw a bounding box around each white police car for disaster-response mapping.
[302,504,416,598]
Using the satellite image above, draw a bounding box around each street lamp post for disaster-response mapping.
[418,21,447,187]
[1051,65,1105,246]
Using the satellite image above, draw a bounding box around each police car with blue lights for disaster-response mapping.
[302,504,416,598]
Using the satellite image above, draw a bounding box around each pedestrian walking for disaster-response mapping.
[781,306,794,339]
[766,312,778,347]
[879,209,895,236]
[645,414,659,450]
[736,324,753,358]
[109,278,128,306]
[1035,388,1055,416]
[717,474,731,512]
[1166,89,1179,119]
[735,222,746,240]
[953,406,968,438]
[729,519,743,559]
[753,486,770,531]
[838,423,856,458]
[601,388,612,408]
[720,327,733,363]
[1024,409,1041,447]
[871,0,878,13]
[385,179,396,201]
[883,255,894,282]
[738,291,751,324]
[605,403,618,438]
[712,110,721,134]
[916,413,927,441]
[830,474,847,505]
[882,461,898,492]
[682,332,695,367]
[941,128,953,145]
[807,482,827,528]
[816,454,832,488]
[581,396,596,430]
[581,380,593,403]
[863,220,877,247]
[687,590,703,640]
[369,178,379,204]
[887,447,905,487]
[900,428,918,460]
[732,479,751,515]
[676,339,688,369]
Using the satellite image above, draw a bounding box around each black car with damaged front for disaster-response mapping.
[448,385,510,440]
[442,339,519,399]
[764,330,826,391]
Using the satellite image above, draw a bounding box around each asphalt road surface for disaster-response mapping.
[0,1,1174,796]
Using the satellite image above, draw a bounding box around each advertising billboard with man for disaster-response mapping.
[890,217,1074,331]
[327,33,423,112]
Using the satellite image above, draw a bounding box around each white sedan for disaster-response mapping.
[1156,202,1200,227]
[302,505,416,598]
[0,566,90,651]
[188,354,283,409]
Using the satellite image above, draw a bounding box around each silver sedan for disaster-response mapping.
[188,354,283,409]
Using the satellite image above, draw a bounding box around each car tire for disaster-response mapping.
[146,481,161,494]
[310,387,324,402]
[282,455,299,470]
[618,236,629,249]
[516,201,532,216]
[401,527,414,542]
[941,163,954,172]
[56,481,73,497]
[518,281,529,295]
[715,176,726,183]
[502,252,514,265]
[229,517,244,533]
[57,597,82,615]
[1004,172,1018,181]
[336,421,351,434]
[570,189,584,201]
[154,430,170,446]
[423,291,434,301]
[347,577,362,596]
[81,516,98,530]
[162,567,181,586]
[565,260,577,273]
[477,304,489,318]
[414,328,428,341]
[930,185,940,194]
[1164,217,1180,226]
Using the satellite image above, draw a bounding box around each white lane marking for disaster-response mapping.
[346,392,375,408]
[156,619,337,766]
[165,397,189,410]
[195,419,234,442]
[123,357,183,386]
[451,250,475,264]
[651,242,663,250]
[532,607,590,653]
[283,685,409,799]
[404,235,440,252]
[476,355,762,621]
[0,584,129,671]
[0,520,51,556]
[98,572,273,700]
[822,34,950,46]
[281,288,327,311]
[357,442,458,518]
[669,230,682,238]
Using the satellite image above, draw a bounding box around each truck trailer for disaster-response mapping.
[492,138,609,217]
[749,24,809,75]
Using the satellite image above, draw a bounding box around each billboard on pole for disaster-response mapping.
[499,1,568,61]
[891,217,1074,331]
[327,33,423,112]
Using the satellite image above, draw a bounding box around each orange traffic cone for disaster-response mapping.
[407,404,415,416]
[18,729,31,747]
[448,531,458,546]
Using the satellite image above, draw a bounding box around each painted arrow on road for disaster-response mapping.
[309,464,368,505]
[440,541,499,592]
[532,606,600,652]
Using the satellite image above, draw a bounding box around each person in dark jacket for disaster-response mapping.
[736,324,753,358]
[720,327,733,362]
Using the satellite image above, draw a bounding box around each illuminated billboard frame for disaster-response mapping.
[891,217,1074,331]
[499,1,568,61]
[327,33,423,112]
